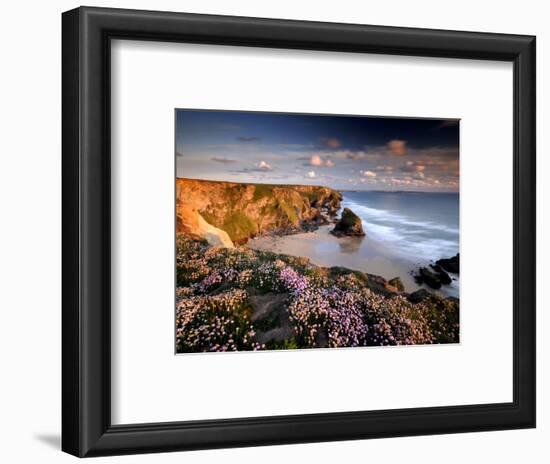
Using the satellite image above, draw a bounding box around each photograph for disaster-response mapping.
[175,110,460,353]
[0,1,540,461]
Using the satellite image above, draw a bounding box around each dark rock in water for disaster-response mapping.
[430,264,452,285]
[388,277,405,292]
[408,289,432,303]
[330,208,365,237]
[413,258,454,289]
[418,267,442,289]
[436,253,459,274]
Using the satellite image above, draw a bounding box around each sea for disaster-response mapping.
[248,191,460,298]
[344,191,459,264]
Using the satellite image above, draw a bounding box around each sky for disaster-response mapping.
[175,110,459,192]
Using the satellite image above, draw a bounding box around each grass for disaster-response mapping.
[252,184,275,201]
[222,211,258,243]
[277,199,299,224]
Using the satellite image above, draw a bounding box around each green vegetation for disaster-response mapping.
[277,199,299,224]
[252,184,275,201]
[339,208,362,228]
[222,211,258,243]
[200,210,217,226]
[178,178,344,245]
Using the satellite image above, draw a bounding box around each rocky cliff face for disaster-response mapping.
[176,178,342,246]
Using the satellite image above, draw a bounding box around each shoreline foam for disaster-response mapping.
[247,225,459,299]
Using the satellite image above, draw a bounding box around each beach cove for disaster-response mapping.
[248,191,460,299]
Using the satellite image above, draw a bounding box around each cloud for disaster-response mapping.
[256,160,272,171]
[306,170,317,178]
[361,170,377,178]
[387,139,407,155]
[334,148,392,161]
[310,155,323,166]
[237,136,260,142]
[234,160,274,173]
[335,150,371,161]
[400,161,425,173]
[374,165,393,172]
[389,177,412,185]
[308,154,336,167]
[211,157,237,164]
[321,137,341,149]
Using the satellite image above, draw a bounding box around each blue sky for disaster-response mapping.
[175,110,459,192]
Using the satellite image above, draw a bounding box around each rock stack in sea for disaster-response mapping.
[330,208,365,237]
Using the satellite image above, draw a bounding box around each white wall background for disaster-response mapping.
[0,0,546,462]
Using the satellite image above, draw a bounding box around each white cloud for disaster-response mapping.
[308,154,335,167]
[256,160,272,171]
[310,155,323,166]
[306,170,317,178]
[361,170,377,178]
[401,162,425,173]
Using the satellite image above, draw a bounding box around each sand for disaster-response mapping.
[247,225,459,298]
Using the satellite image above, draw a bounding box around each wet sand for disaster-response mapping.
[247,225,459,298]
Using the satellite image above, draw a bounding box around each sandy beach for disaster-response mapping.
[247,225,459,298]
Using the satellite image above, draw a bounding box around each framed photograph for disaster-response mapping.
[62,6,536,457]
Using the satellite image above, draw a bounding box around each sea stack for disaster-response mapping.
[330,208,365,237]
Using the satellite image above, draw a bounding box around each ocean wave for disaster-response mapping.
[342,198,459,263]
[343,200,459,236]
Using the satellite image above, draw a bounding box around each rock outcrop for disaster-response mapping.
[436,254,460,274]
[176,178,342,246]
[407,289,432,303]
[414,257,456,290]
[176,196,235,248]
[415,267,443,289]
[330,208,365,237]
[388,277,405,292]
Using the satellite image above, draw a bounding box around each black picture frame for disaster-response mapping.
[62,6,536,457]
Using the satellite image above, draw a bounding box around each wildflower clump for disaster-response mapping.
[175,235,459,353]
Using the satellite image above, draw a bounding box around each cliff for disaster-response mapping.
[176,178,342,246]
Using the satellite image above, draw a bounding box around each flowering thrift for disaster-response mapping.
[176,289,263,352]
[175,235,459,353]
[278,266,309,294]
